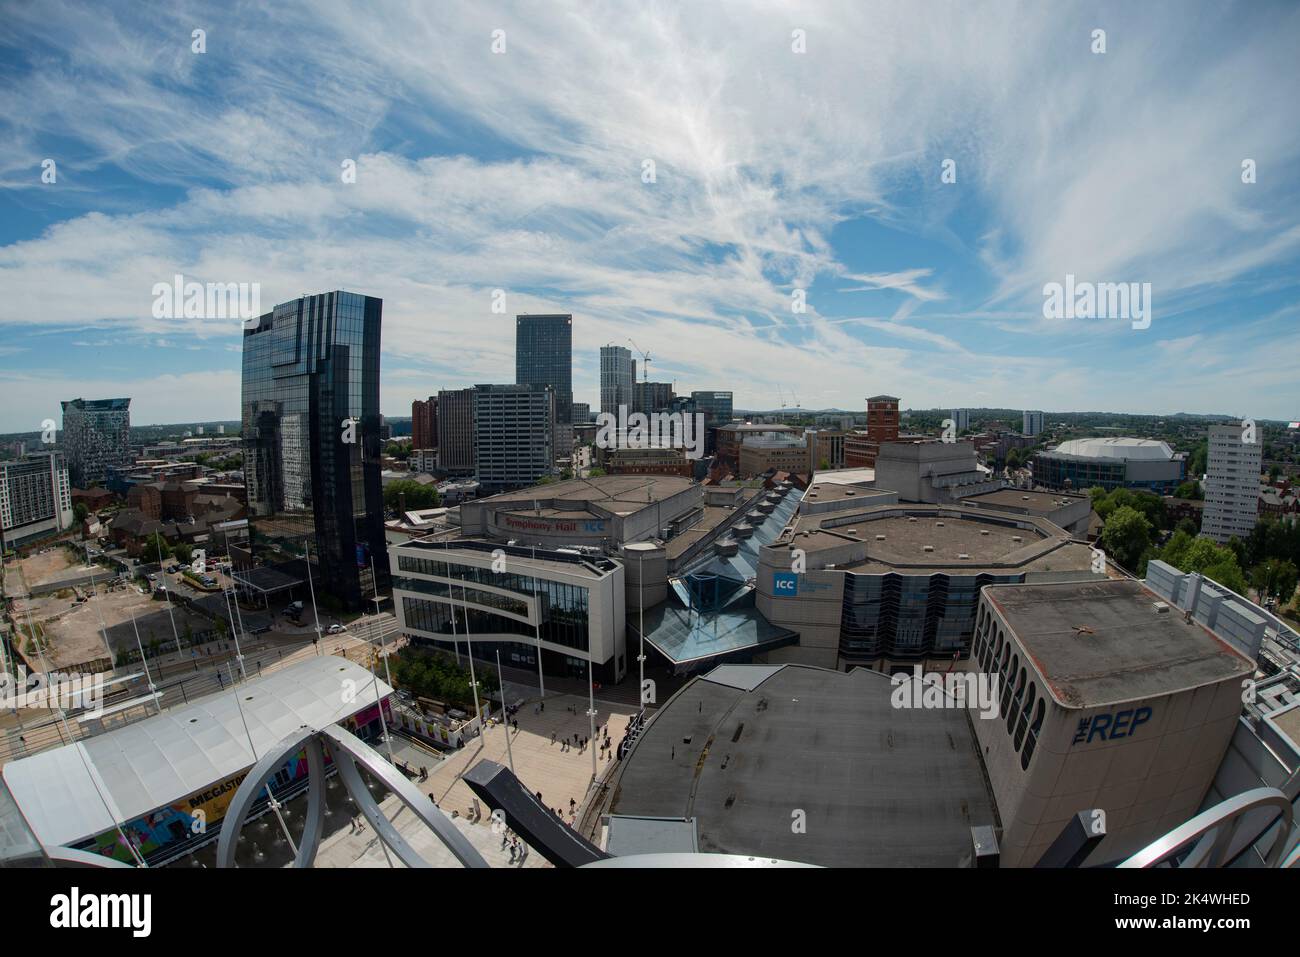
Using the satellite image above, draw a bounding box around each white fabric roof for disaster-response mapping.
[1051,437,1176,461]
[2,656,392,849]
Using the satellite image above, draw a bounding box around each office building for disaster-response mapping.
[241,290,388,609]
[691,391,733,455]
[1201,422,1263,544]
[516,314,572,425]
[60,397,131,487]
[0,451,73,549]
[1022,410,1045,437]
[630,381,674,416]
[436,388,476,475]
[600,345,635,415]
[572,402,592,424]
[952,409,970,433]
[473,384,555,493]
[412,396,437,450]
[1033,437,1186,494]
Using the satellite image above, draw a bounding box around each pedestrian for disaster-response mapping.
[540,701,544,713]
[550,730,556,744]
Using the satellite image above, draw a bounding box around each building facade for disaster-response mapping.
[473,384,555,493]
[1022,410,1044,437]
[60,397,131,487]
[435,387,476,475]
[1201,422,1263,544]
[411,396,437,450]
[1033,437,1186,494]
[516,314,572,425]
[240,291,388,609]
[0,451,73,550]
[844,395,900,468]
[600,345,634,415]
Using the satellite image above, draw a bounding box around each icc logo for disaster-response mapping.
[773,573,798,596]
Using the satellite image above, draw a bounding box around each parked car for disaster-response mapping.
[327,624,346,635]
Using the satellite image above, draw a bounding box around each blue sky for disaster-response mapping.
[1,0,1298,432]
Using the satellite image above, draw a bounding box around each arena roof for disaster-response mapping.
[2,657,392,850]
[607,664,997,866]
[1047,437,1177,461]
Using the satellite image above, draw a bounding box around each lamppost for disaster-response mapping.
[496,649,515,776]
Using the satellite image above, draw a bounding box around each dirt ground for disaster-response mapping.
[19,586,213,671]
[17,548,75,587]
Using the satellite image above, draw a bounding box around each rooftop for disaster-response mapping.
[474,475,694,516]
[983,579,1255,709]
[608,664,995,866]
[1046,437,1178,461]
[959,489,1088,513]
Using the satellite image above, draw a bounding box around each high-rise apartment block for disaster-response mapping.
[473,384,555,493]
[1201,421,1263,544]
[60,397,131,487]
[600,345,634,415]
[412,396,437,449]
[241,291,387,609]
[1022,410,1044,437]
[0,451,73,549]
[436,388,476,475]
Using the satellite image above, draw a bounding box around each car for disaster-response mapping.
[327,624,346,635]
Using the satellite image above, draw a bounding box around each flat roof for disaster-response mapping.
[478,475,694,516]
[2,657,392,849]
[780,504,1094,575]
[984,579,1255,709]
[801,482,891,504]
[609,664,996,866]
[959,489,1087,513]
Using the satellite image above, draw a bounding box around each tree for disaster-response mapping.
[142,533,171,561]
[1173,480,1202,500]
[172,542,193,565]
[1252,559,1299,606]
[382,480,440,512]
[73,502,89,524]
[1101,506,1152,573]
[1158,532,1249,595]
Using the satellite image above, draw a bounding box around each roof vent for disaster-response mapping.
[1011,535,1022,543]
[958,553,970,560]
[907,517,918,523]
[875,534,886,541]
[980,530,990,536]
[923,545,934,552]
[1021,495,1030,501]
[936,521,945,527]
[1153,602,1170,614]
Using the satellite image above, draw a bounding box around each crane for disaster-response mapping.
[627,337,651,383]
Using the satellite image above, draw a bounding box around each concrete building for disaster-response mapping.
[958,488,1092,536]
[972,575,1255,866]
[1022,410,1045,437]
[472,384,555,493]
[756,501,1097,672]
[411,396,437,449]
[572,402,592,424]
[436,387,476,475]
[1033,437,1186,494]
[715,422,797,472]
[629,381,674,416]
[874,440,1003,504]
[60,397,131,487]
[808,429,847,470]
[0,451,73,550]
[738,433,811,478]
[1201,422,1263,544]
[952,409,970,433]
[600,345,634,415]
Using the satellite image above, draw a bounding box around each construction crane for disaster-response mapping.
[627,337,651,382]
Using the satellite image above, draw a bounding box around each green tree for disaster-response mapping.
[172,542,193,565]
[382,480,440,511]
[72,502,89,524]
[142,533,171,561]
[1252,559,1299,606]
[1173,481,1202,500]
[1100,506,1153,573]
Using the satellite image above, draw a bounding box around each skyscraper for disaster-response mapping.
[691,391,733,455]
[436,387,476,475]
[412,395,437,449]
[60,397,131,487]
[600,345,634,414]
[241,291,387,609]
[1201,422,1263,544]
[1023,410,1045,437]
[516,314,572,424]
[473,384,555,492]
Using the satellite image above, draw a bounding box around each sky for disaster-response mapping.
[1,0,1298,432]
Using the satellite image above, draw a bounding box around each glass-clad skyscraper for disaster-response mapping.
[515,314,572,424]
[241,291,387,609]
[60,397,131,487]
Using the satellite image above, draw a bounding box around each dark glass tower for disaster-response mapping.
[515,314,572,424]
[241,291,387,610]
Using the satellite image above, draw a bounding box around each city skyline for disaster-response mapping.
[1,1,1298,431]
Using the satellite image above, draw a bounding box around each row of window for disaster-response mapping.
[972,603,1045,772]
